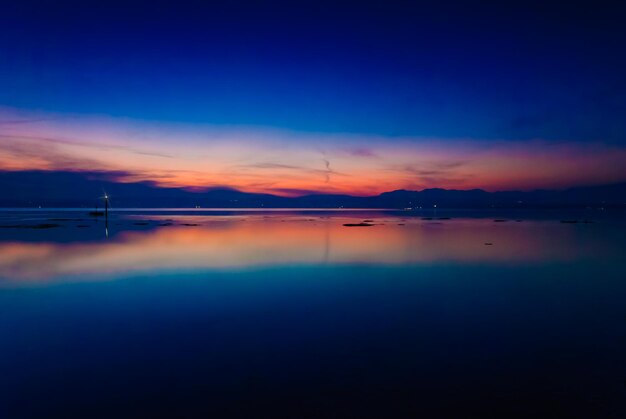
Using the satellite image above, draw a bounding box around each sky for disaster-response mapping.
[1,1,625,196]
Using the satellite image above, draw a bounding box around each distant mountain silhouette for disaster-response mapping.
[1,170,625,208]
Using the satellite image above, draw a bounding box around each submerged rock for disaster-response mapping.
[0,223,61,229]
[343,222,374,227]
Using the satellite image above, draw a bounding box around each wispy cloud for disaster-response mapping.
[0,134,175,158]
[1,107,626,195]
[0,117,56,125]
[344,147,378,158]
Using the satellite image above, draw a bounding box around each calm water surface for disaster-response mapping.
[0,209,625,418]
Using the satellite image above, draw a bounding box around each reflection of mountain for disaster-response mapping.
[1,170,626,208]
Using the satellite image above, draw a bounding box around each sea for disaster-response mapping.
[0,208,625,418]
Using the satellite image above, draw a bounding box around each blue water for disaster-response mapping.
[0,210,625,418]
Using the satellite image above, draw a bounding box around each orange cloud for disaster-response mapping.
[1,107,626,195]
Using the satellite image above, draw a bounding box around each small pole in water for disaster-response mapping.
[104,193,109,238]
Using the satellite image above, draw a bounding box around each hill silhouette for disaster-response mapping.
[1,170,625,208]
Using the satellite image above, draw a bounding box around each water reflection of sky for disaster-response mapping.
[2,212,626,417]
[0,213,622,283]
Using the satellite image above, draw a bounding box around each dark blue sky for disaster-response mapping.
[1,0,625,142]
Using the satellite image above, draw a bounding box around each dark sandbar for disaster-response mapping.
[343,223,374,227]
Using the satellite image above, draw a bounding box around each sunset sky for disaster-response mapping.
[1,1,625,196]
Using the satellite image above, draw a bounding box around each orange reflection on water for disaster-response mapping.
[0,216,613,283]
